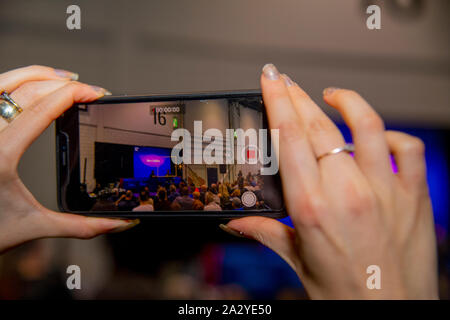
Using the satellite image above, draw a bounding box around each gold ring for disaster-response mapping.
[0,91,23,123]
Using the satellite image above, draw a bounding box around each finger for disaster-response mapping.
[281,75,360,185]
[222,217,302,273]
[0,80,73,132]
[385,130,427,192]
[323,88,393,190]
[0,65,78,93]
[41,209,140,239]
[261,64,320,222]
[10,79,72,108]
[0,81,110,162]
[282,75,347,157]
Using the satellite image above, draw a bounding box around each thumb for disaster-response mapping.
[221,216,301,273]
[41,210,140,239]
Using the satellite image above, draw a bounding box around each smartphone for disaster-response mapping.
[56,90,285,219]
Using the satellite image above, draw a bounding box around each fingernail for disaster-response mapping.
[262,63,280,80]
[90,85,112,96]
[282,74,295,87]
[323,87,340,96]
[108,219,140,233]
[219,224,247,239]
[54,69,79,81]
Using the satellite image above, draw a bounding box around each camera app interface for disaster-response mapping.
[77,97,282,213]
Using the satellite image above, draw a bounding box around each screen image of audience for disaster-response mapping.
[87,171,267,212]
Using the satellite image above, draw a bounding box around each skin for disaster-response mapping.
[0,65,439,299]
[0,65,139,253]
[223,64,438,299]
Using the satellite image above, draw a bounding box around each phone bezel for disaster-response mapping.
[56,90,286,219]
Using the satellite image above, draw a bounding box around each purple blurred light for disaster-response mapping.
[139,154,166,167]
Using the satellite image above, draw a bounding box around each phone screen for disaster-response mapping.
[58,93,284,217]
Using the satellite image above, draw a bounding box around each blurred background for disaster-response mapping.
[0,0,448,299]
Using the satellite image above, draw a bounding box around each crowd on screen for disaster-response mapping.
[87,171,267,212]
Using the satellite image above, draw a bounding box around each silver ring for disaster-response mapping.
[317,143,354,161]
[0,91,23,123]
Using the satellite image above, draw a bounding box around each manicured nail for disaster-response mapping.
[262,63,280,80]
[90,85,112,96]
[54,69,79,81]
[323,87,340,96]
[108,219,140,233]
[219,224,247,239]
[282,74,295,87]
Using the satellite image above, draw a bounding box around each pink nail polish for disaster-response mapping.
[262,64,280,80]
[219,224,248,239]
[323,87,340,96]
[54,69,78,80]
[108,219,140,233]
[90,85,112,96]
[282,74,295,87]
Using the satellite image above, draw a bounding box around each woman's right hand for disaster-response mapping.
[222,64,438,299]
[0,65,139,254]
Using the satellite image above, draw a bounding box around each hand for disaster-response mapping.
[221,64,438,299]
[0,65,139,253]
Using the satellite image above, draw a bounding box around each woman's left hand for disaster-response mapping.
[0,65,139,253]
